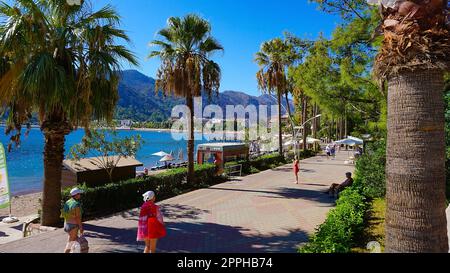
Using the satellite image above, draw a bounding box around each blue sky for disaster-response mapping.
[93,0,341,96]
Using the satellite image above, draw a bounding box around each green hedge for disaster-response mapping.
[298,142,384,253]
[354,140,386,199]
[62,164,217,219]
[225,150,317,176]
[299,187,368,253]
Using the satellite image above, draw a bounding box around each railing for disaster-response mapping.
[224,164,243,177]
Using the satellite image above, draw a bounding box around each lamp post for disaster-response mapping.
[293,114,322,158]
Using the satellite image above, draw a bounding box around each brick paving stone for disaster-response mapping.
[0,151,355,253]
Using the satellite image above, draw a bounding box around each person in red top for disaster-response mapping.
[137,191,167,253]
[293,156,300,184]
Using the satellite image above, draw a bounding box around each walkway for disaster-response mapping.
[0,152,354,253]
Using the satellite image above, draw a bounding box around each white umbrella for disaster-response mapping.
[335,139,358,146]
[347,136,364,145]
[160,154,174,162]
[152,151,169,157]
[299,137,321,144]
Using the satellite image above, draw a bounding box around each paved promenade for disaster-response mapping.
[0,152,354,253]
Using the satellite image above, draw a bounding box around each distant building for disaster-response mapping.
[119,120,133,128]
[61,156,143,188]
[197,142,249,172]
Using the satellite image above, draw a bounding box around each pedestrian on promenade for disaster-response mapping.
[325,145,331,159]
[326,172,354,198]
[293,156,300,184]
[61,187,84,253]
[331,144,336,159]
[137,191,166,253]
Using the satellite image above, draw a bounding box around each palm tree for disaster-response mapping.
[0,0,138,226]
[149,14,223,184]
[255,38,296,157]
[374,1,450,252]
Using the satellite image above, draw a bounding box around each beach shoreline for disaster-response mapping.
[0,192,41,218]
[1,124,247,136]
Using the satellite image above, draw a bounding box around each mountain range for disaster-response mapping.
[116,70,293,122]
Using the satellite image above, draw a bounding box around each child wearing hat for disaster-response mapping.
[137,191,166,253]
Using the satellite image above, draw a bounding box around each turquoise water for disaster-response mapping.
[0,127,212,195]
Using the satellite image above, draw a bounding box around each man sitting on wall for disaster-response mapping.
[325,172,354,198]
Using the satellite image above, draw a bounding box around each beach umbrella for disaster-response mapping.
[347,136,364,145]
[160,154,175,162]
[335,139,357,146]
[152,151,169,157]
[299,137,321,144]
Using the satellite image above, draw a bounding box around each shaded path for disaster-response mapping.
[0,152,355,253]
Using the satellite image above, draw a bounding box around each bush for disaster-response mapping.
[225,150,317,176]
[299,142,384,253]
[299,187,368,253]
[354,140,386,199]
[62,164,217,219]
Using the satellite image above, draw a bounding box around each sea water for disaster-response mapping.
[0,127,215,195]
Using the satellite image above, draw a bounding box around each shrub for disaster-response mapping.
[299,187,368,253]
[62,164,217,219]
[354,140,386,199]
[225,150,317,176]
[298,140,386,253]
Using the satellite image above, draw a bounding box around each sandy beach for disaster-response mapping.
[0,192,41,218]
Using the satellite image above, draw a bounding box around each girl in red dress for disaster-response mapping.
[137,191,167,253]
[293,156,300,184]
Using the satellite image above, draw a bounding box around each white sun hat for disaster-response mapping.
[142,191,155,201]
[70,187,84,196]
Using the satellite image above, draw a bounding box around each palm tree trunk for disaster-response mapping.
[277,91,283,158]
[186,95,195,184]
[386,69,448,253]
[41,121,71,227]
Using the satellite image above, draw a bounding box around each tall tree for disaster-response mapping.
[373,0,450,252]
[0,0,137,226]
[149,14,223,184]
[255,37,296,156]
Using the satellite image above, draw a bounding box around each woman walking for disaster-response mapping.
[293,156,300,184]
[137,191,167,253]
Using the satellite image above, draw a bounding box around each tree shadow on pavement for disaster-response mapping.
[114,204,210,221]
[82,224,141,253]
[85,219,308,253]
[159,204,210,220]
[207,187,335,206]
[158,222,309,253]
[272,166,316,173]
[95,221,309,253]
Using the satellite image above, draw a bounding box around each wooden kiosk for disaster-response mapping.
[197,142,249,172]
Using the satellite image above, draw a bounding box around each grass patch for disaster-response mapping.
[352,198,386,253]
